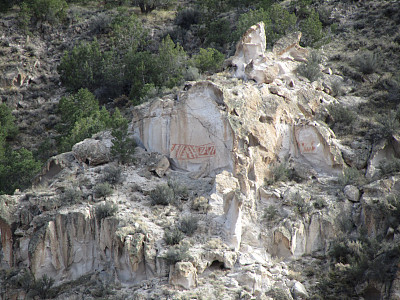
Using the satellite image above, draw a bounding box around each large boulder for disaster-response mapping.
[72,138,110,166]
[169,262,198,289]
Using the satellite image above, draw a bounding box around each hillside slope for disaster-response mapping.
[1,0,400,299]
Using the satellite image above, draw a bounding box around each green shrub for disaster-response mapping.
[263,205,279,221]
[0,104,40,195]
[205,18,232,49]
[317,236,400,299]
[93,182,113,199]
[58,108,113,152]
[293,192,312,216]
[178,215,198,236]
[175,8,200,29]
[268,4,297,44]
[150,184,174,205]
[266,160,292,184]
[17,269,33,292]
[373,111,400,140]
[0,104,18,141]
[300,9,323,47]
[95,202,118,219]
[0,103,18,158]
[102,165,122,185]
[57,89,127,152]
[164,227,184,245]
[354,51,379,75]
[126,36,189,101]
[313,197,327,209]
[58,40,105,92]
[18,2,32,33]
[110,12,147,54]
[193,48,224,74]
[58,17,189,102]
[90,282,115,298]
[327,104,355,126]
[328,237,353,264]
[155,35,188,88]
[111,119,136,164]
[34,138,56,163]
[87,12,112,35]
[0,0,15,12]
[29,0,68,24]
[379,158,400,176]
[57,88,99,133]
[168,180,189,200]
[296,51,322,82]
[198,0,230,15]
[133,0,174,13]
[58,13,150,99]
[266,288,291,300]
[31,274,54,299]
[0,147,41,195]
[60,187,82,204]
[385,78,400,104]
[327,103,356,135]
[289,0,313,19]
[125,51,158,102]
[338,167,363,187]
[164,244,189,265]
[192,196,211,213]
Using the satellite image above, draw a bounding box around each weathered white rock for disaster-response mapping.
[267,211,336,258]
[366,138,400,179]
[72,138,110,166]
[245,57,279,84]
[20,206,157,285]
[291,281,309,299]
[231,22,279,83]
[272,32,308,62]
[169,262,197,289]
[229,265,271,294]
[344,185,360,202]
[35,152,77,185]
[148,155,170,177]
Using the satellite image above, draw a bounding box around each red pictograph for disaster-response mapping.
[171,143,216,160]
[299,140,316,153]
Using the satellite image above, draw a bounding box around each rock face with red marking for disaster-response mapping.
[132,81,234,176]
[0,22,353,299]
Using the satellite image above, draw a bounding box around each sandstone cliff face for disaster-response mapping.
[132,24,343,185]
[132,81,234,176]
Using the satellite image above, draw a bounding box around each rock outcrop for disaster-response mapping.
[169,262,198,289]
[0,22,371,300]
[72,138,111,166]
[132,81,234,176]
